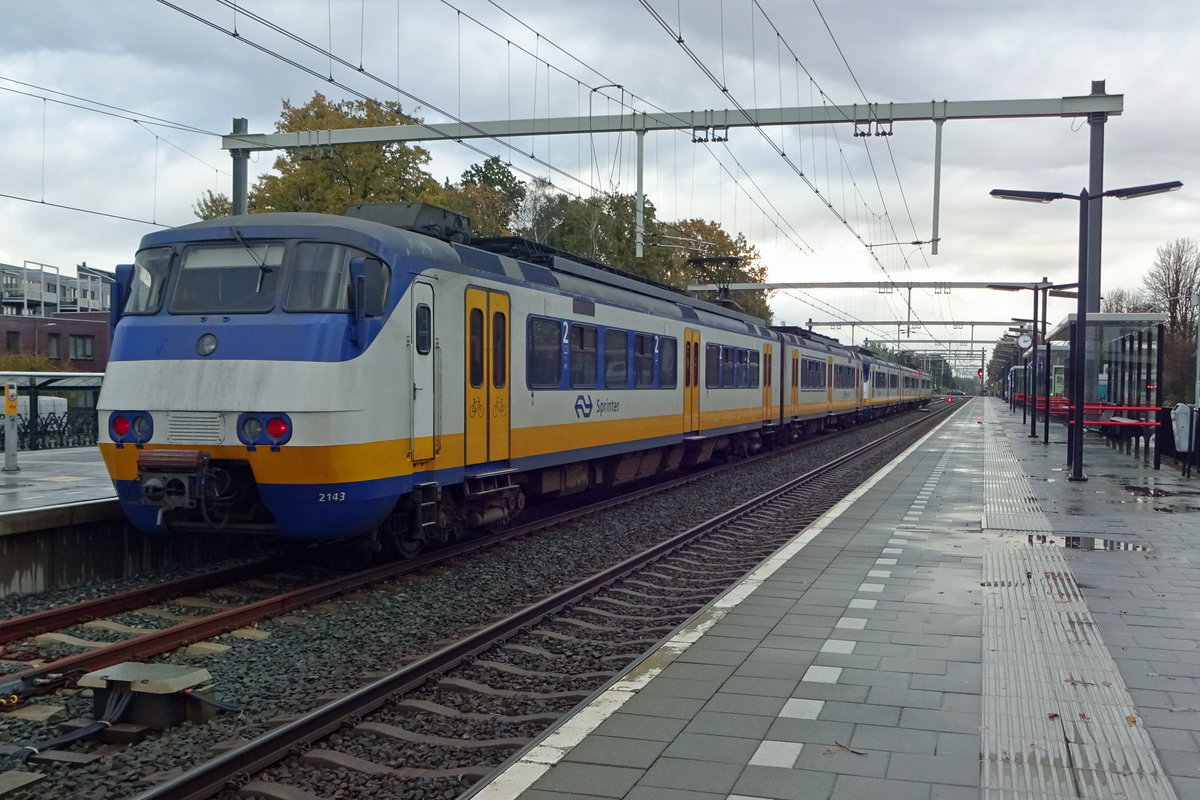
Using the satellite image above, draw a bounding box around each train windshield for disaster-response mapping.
[124,247,173,314]
[169,243,285,314]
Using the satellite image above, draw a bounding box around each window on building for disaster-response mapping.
[47,333,60,359]
[69,334,95,360]
[5,331,19,354]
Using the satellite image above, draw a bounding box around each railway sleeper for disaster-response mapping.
[393,698,560,724]
[473,659,616,681]
[436,677,590,702]
[297,749,492,780]
[351,720,529,750]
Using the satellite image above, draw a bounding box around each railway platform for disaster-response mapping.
[467,396,1200,800]
[0,446,117,534]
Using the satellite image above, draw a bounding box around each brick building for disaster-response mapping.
[2,262,114,371]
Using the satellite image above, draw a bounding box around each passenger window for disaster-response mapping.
[570,325,598,388]
[415,304,432,355]
[706,344,721,388]
[527,318,562,389]
[634,334,654,388]
[721,347,734,387]
[659,338,677,389]
[736,350,749,388]
[604,329,628,388]
[469,308,484,389]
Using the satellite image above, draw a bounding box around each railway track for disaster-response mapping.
[0,401,962,799]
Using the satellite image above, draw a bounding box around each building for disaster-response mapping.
[2,261,114,371]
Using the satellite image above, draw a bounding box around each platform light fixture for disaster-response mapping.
[990,180,1183,480]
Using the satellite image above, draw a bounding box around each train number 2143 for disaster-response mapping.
[318,490,347,502]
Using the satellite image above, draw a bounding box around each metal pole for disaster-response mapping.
[232,117,249,216]
[1069,190,1090,481]
[1030,286,1040,437]
[931,118,943,256]
[3,382,18,473]
[1043,300,1052,444]
[636,128,645,258]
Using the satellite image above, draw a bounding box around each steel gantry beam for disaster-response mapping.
[223,88,1122,257]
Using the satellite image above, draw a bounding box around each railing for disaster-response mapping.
[0,409,99,451]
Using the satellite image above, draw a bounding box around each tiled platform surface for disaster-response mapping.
[467,397,1200,800]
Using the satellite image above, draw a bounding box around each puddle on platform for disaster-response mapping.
[1025,533,1151,552]
[1126,485,1176,498]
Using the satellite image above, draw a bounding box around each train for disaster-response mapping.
[97,203,934,556]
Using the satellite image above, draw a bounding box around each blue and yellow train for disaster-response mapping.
[97,204,932,556]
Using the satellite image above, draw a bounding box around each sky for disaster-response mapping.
[2,1,1198,372]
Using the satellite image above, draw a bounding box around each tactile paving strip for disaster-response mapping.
[979,408,1175,799]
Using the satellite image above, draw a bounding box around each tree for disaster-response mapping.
[1100,286,1150,313]
[194,92,439,218]
[426,157,526,237]
[1142,238,1200,340]
[193,189,234,220]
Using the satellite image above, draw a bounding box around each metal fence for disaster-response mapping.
[0,408,99,450]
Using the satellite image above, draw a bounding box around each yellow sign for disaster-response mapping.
[4,383,16,416]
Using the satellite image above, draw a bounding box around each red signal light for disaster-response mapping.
[266,417,289,440]
[977,368,984,378]
[113,415,131,437]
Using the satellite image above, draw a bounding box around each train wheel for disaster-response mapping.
[380,506,423,559]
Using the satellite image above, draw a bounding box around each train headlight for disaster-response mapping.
[109,411,153,445]
[237,412,293,448]
[112,415,131,437]
[266,417,289,440]
[241,417,263,441]
[196,333,218,357]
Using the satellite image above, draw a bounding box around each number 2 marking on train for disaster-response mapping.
[318,491,347,502]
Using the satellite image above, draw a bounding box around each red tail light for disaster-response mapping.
[113,415,131,436]
[266,417,289,439]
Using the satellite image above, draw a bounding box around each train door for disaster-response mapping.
[790,351,799,414]
[684,328,700,432]
[465,287,510,466]
[826,357,834,408]
[762,344,773,421]
[411,282,436,462]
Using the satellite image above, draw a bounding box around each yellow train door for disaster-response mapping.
[762,345,773,421]
[411,281,436,462]
[790,351,799,413]
[684,328,700,432]
[465,288,510,466]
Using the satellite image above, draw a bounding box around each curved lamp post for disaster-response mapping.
[990,181,1182,481]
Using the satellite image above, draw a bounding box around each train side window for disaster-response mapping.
[659,337,677,389]
[527,317,562,389]
[415,304,432,355]
[750,350,760,388]
[569,324,598,388]
[604,329,628,388]
[124,247,173,314]
[634,334,655,388]
[492,311,506,388]
[721,346,734,387]
[735,349,749,388]
[469,308,484,389]
[705,344,721,388]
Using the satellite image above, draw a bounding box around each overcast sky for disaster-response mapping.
[2,1,1197,362]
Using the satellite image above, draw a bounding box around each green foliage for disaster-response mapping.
[0,353,59,372]
[193,189,234,221]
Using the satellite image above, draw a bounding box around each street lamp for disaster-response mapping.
[990,180,1182,481]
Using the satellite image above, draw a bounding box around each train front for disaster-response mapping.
[97,213,415,541]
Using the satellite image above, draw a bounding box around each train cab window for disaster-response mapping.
[659,337,677,389]
[634,334,655,388]
[604,329,628,388]
[170,242,284,314]
[527,317,562,388]
[469,308,484,389]
[124,247,173,314]
[492,312,506,388]
[569,324,598,388]
[415,304,432,355]
[705,344,721,388]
